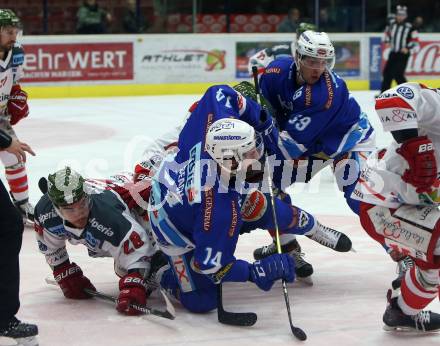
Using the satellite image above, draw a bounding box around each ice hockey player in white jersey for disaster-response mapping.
[34,167,160,316]
[0,9,34,223]
[352,82,440,331]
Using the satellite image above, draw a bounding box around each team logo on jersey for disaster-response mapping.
[37,240,48,252]
[396,86,414,99]
[85,231,100,249]
[298,210,310,228]
[12,53,24,65]
[241,190,267,222]
[292,88,303,101]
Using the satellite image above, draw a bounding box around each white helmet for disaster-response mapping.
[295,30,335,70]
[205,118,264,174]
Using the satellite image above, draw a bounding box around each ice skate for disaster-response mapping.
[0,318,38,346]
[13,197,34,226]
[383,297,440,332]
[306,221,352,252]
[391,256,415,290]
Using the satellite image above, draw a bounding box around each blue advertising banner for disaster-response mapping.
[369,36,382,90]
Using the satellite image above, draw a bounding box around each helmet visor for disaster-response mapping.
[299,55,334,70]
[241,132,264,161]
[220,133,265,173]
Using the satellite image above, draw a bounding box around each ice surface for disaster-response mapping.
[5,91,439,345]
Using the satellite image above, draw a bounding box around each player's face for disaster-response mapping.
[58,196,91,228]
[220,137,265,182]
[298,56,326,84]
[0,26,19,50]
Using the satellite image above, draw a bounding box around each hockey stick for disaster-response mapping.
[84,288,175,320]
[252,66,307,341]
[217,283,257,326]
[45,277,175,320]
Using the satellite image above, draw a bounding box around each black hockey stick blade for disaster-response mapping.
[38,176,48,194]
[84,288,175,320]
[281,281,307,341]
[217,284,257,327]
[291,325,307,341]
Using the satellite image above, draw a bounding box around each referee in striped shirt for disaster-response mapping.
[380,5,419,92]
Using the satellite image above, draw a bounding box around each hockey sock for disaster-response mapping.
[6,162,29,201]
[267,231,297,246]
[399,266,439,315]
[267,206,316,241]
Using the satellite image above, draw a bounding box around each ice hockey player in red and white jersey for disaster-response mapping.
[352,82,440,331]
[0,10,34,223]
[34,167,163,316]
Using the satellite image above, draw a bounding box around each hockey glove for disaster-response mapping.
[53,262,96,299]
[117,272,147,316]
[7,85,29,125]
[108,179,151,210]
[249,253,295,291]
[255,111,280,157]
[397,136,437,193]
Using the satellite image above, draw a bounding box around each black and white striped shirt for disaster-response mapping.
[384,20,419,53]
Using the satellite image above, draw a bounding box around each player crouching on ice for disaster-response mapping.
[34,166,164,316]
[352,83,440,332]
[145,84,352,314]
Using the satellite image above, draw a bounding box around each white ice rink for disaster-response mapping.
[5,91,440,345]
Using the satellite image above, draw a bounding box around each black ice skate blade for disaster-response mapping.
[383,324,440,334]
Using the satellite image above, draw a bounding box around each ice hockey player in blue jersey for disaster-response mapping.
[34,166,160,316]
[146,84,352,313]
[251,30,376,280]
[247,22,316,76]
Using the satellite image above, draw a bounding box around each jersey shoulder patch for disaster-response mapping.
[11,44,24,66]
[35,194,63,229]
